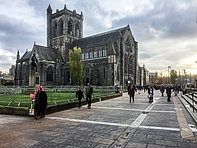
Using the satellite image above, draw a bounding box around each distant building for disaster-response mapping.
[9,65,15,77]
[149,72,158,85]
[0,73,14,86]
[139,64,149,86]
[15,4,142,86]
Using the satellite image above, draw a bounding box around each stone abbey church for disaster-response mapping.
[15,4,144,87]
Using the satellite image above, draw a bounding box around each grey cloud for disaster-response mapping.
[0,0,197,74]
[139,52,153,60]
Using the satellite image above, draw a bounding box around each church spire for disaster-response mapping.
[64,4,67,10]
[17,50,20,61]
[47,4,52,14]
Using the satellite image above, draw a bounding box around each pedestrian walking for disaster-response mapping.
[166,85,172,102]
[86,83,93,109]
[76,87,84,108]
[128,85,136,103]
[34,86,48,119]
[173,84,179,96]
[147,86,154,103]
[160,84,165,97]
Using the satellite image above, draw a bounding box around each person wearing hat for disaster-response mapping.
[34,86,48,119]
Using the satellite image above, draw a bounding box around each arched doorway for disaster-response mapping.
[85,77,89,86]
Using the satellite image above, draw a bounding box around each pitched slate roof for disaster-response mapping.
[18,45,58,63]
[19,51,32,62]
[33,44,58,61]
[72,25,129,48]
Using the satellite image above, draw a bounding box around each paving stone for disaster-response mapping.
[125,142,147,148]
[0,90,197,147]
[155,139,178,147]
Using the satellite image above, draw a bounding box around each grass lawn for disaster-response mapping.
[0,91,115,107]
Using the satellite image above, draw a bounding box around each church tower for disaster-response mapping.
[47,4,83,62]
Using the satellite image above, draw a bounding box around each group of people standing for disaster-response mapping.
[76,83,93,109]
[33,83,177,119]
[127,84,155,103]
[160,84,176,102]
[33,83,93,119]
[127,84,177,103]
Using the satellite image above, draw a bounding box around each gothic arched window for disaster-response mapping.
[75,23,80,37]
[68,21,73,35]
[124,54,128,73]
[58,19,63,36]
[46,67,53,81]
[53,21,58,37]
[129,56,134,74]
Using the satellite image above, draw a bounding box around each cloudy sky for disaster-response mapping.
[0,0,197,76]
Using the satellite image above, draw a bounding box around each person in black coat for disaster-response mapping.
[147,86,154,103]
[166,85,172,102]
[86,83,93,109]
[34,86,48,119]
[128,85,136,103]
[76,87,84,108]
[160,84,165,97]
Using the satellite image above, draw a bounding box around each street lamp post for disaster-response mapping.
[168,66,171,84]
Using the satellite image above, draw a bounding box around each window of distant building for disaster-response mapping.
[103,49,106,57]
[99,50,102,57]
[90,52,93,59]
[94,51,97,58]
[85,53,89,59]
[82,53,84,60]
[108,55,116,63]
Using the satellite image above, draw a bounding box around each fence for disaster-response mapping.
[181,92,197,112]
[0,85,123,107]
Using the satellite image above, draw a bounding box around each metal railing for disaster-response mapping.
[0,85,123,107]
[181,92,197,112]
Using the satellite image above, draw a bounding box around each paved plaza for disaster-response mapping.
[0,90,197,148]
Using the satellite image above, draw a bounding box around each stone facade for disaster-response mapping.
[15,4,141,86]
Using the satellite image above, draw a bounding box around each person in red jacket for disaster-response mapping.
[34,86,48,119]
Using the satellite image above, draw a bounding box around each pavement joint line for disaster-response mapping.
[93,106,144,112]
[139,125,180,131]
[46,116,181,132]
[46,116,129,127]
[93,106,176,113]
[129,114,148,128]
[149,110,176,113]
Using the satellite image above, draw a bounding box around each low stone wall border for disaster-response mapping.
[0,93,122,116]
